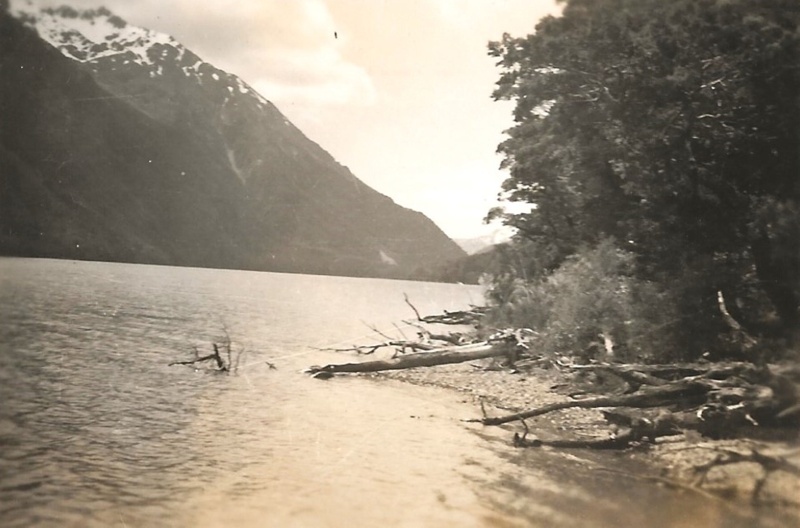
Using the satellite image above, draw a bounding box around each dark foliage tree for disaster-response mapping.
[489,0,800,350]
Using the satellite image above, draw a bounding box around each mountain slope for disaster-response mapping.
[0,4,465,277]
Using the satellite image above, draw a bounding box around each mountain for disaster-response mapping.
[455,236,497,256]
[0,3,465,278]
[455,228,512,255]
[419,243,507,285]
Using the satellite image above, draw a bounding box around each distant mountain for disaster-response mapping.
[0,3,465,278]
[455,236,494,256]
[418,243,510,285]
[455,228,512,255]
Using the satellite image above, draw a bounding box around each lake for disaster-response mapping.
[0,258,784,527]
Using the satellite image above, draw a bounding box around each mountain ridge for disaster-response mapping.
[1,3,465,278]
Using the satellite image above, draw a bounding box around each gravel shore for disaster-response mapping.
[376,359,800,513]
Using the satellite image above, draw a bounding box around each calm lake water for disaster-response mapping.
[0,258,788,527]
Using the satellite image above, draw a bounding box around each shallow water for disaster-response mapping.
[0,258,789,527]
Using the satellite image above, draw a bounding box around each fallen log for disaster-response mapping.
[513,426,677,449]
[305,341,506,376]
[321,340,437,355]
[568,363,669,387]
[564,362,760,382]
[403,293,487,326]
[514,432,638,450]
[471,381,711,425]
[512,403,791,449]
[511,412,682,449]
[602,408,754,440]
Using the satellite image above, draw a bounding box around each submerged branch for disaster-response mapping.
[169,329,251,374]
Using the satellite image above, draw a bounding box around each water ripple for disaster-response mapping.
[1,259,782,528]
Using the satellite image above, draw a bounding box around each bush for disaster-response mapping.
[485,239,684,362]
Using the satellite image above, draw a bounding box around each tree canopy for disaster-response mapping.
[487,0,799,356]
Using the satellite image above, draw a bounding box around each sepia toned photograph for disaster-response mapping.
[1,0,798,526]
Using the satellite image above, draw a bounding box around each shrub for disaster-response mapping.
[485,239,683,362]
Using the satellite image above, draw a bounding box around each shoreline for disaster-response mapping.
[374,360,800,516]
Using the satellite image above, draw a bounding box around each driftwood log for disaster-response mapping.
[403,293,488,326]
[476,360,799,449]
[306,341,507,376]
[306,299,798,463]
[307,298,800,509]
[471,381,711,426]
[512,414,683,449]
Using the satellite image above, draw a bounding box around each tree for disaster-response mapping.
[489,0,800,349]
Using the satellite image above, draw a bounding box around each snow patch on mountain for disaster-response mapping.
[225,146,247,185]
[379,250,398,266]
[11,1,181,67]
[9,1,276,113]
[185,59,203,76]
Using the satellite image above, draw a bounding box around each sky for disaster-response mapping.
[18,0,562,241]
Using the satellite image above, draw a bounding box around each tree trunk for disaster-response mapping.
[306,342,505,375]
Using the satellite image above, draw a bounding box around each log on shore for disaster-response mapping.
[403,293,488,326]
[306,342,506,375]
[565,362,761,382]
[473,381,712,426]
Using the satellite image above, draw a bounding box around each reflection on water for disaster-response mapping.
[0,258,789,527]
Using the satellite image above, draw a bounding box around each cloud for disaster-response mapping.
[15,0,561,239]
[386,161,511,239]
[151,0,377,108]
[17,0,376,109]
[253,65,375,107]
[429,0,488,28]
[246,44,377,107]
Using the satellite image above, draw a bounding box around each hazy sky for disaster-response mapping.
[18,0,561,240]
